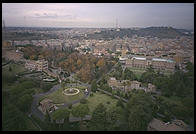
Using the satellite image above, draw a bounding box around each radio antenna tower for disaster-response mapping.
[3,20,5,30]
[116,18,118,29]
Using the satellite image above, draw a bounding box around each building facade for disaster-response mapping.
[126,56,175,72]
[107,77,156,93]
[36,59,48,71]
[25,60,37,71]
[148,118,188,131]
[25,59,48,72]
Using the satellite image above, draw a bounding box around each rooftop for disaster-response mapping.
[152,58,174,63]
[132,57,146,60]
[148,118,187,131]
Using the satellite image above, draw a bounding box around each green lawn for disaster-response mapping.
[39,86,87,104]
[2,63,27,89]
[2,63,27,76]
[73,92,118,114]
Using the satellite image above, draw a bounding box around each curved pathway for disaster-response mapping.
[31,84,61,121]
[31,81,91,121]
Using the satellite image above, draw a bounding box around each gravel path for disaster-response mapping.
[31,79,91,121]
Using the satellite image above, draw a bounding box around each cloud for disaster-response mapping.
[32,12,77,21]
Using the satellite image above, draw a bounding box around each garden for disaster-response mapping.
[73,91,118,114]
[39,86,87,104]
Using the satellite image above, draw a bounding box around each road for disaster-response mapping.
[31,76,91,121]
[31,84,61,121]
[31,60,119,121]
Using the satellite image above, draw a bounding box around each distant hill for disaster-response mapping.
[86,27,192,40]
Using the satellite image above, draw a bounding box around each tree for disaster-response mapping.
[89,103,107,131]
[91,79,97,92]
[96,58,105,68]
[106,107,124,130]
[51,108,70,122]
[9,66,12,72]
[72,104,89,118]
[72,104,89,128]
[124,68,137,80]
[16,94,33,113]
[2,104,28,130]
[126,92,154,130]
[116,99,124,108]
[80,98,88,104]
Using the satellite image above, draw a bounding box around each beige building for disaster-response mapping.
[190,55,194,64]
[126,56,175,72]
[148,118,188,131]
[25,59,48,72]
[108,77,156,93]
[108,77,123,89]
[130,80,141,90]
[146,83,156,93]
[36,59,48,71]
[25,60,37,71]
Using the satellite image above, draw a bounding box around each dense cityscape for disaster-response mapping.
[2,3,194,131]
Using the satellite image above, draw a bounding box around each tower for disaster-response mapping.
[2,20,5,29]
[116,18,118,29]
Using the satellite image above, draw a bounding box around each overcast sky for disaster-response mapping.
[2,3,194,29]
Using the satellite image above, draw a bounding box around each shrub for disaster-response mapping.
[80,99,87,104]
[90,93,94,97]
[116,100,124,108]
[68,104,72,109]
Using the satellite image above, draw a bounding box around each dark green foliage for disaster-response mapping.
[100,83,110,91]
[9,81,37,103]
[90,93,94,97]
[2,72,17,84]
[89,103,107,131]
[124,68,137,80]
[9,66,12,72]
[91,79,97,92]
[80,98,88,104]
[68,104,72,109]
[2,104,28,131]
[40,82,54,92]
[51,108,70,121]
[72,104,89,118]
[154,68,194,97]
[16,94,33,113]
[126,92,155,130]
[106,107,124,130]
[116,99,124,108]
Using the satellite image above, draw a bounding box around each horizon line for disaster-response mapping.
[3,26,194,30]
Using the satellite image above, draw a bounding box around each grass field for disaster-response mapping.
[39,86,87,104]
[2,63,27,89]
[73,92,118,114]
[2,63,27,76]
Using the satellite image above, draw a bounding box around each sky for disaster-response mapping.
[2,3,194,29]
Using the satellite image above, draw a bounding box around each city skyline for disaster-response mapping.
[2,3,194,30]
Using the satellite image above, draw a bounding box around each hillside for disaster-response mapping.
[86,27,191,40]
